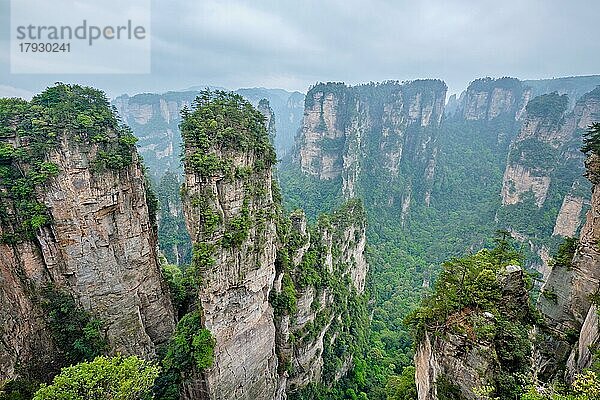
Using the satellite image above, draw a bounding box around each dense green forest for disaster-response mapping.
[279,112,523,399]
[278,82,594,399]
[129,83,595,399]
[4,79,598,400]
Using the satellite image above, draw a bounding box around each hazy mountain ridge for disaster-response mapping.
[113,87,305,180]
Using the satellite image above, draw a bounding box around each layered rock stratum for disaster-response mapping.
[0,84,175,382]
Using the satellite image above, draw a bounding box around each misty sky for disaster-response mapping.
[1,0,599,98]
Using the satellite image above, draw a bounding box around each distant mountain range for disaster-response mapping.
[112,87,305,180]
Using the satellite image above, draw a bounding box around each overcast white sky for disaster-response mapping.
[1,0,599,98]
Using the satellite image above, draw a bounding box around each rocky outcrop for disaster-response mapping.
[457,77,530,121]
[0,85,175,382]
[536,179,600,379]
[114,89,305,179]
[296,80,446,213]
[257,99,276,144]
[415,265,532,400]
[180,91,370,399]
[497,90,599,280]
[559,152,600,379]
[113,91,198,178]
[181,93,279,400]
[298,84,347,180]
[501,91,574,206]
[501,164,551,207]
[415,330,497,400]
[566,304,599,377]
[36,138,174,353]
[536,90,600,380]
[553,193,585,237]
[273,200,369,396]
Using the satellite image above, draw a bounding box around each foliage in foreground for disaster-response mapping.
[32,356,159,400]
[406,233,538,399]
[406,232,525,339]
[521,371,600,400]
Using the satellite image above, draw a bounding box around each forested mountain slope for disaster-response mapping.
[278,76,600,398]
[411,123,600,400]
[0,86,369,400]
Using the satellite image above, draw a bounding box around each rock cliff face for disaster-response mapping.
[0,85,175,382]
[273,201,368,396]
[181,93,279,400]
[279,76,599,400]
[524,75,600,110]
[114,88,305,179]
[537,150,600,380]
[457,77,530,121]
[411,83,600,398]
[180,91,369,399]
[553,193,586,237]
[498,89,600,280]
[500,92,571,208]
[414,265,532,400]
[298,83,347,180]
[257,98,276,144]
[113,91,198,178]
[296,80,446,210]
[235,88,305,158]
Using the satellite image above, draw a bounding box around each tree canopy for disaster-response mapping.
[32,356,159,400]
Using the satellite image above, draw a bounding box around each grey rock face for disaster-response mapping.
[0,127,175,381]
[113,92,198,179]
[537,155,600,379]
[415,331,498,400]
[458,77,528,121]
[499,89,599,284]
[296,80,446,215]
[534,91,600,380]
[274,202,368,396]
[181,137,279,398]
[257,99,277,144]
[179,92,371,400]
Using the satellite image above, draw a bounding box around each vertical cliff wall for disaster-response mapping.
[295,80,446,218]
[180,91,279,399]
[257,98,276,144]
[457,77,530,122]
[0,84,175,382]
[272,200,369,397]
[113,91,198,178]
[498,89,600,281]
[563,153,600,377]
[180,90,371,400]
[523,75,600,110]
[535,105,600,379]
